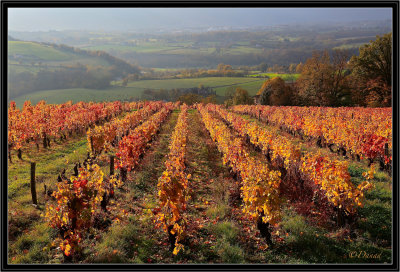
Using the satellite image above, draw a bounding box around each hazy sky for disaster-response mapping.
[8,8,392,31]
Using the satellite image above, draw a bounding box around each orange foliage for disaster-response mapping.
[156,105,189,255]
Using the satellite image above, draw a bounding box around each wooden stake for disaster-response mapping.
[43,133,48,148]
[384,143,389,156]
[121,168,127,182]
[30,162,37,205]
[110,155,115,176]
[90,136,94,154]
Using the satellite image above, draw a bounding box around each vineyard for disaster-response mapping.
[7,100,392,264]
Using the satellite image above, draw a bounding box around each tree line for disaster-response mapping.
[250,33,392,107]
[122,63,248,83]
[42,42,141,74]
[9,64,128,99]
[137,32,392,108]
[118,48,333,69]
[112,26,389,68]
[141,85,217,104]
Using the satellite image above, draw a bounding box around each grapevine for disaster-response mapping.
[156,105,190,255]
[212,105,373,216]
[232,105,392,166]
[44,164,122,260]
[116,104,174,172]
[198,104,282,244]
[87,101,164,154]
[8,100,136,160]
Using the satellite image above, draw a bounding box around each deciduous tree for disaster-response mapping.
[350,33,392,107]
[296,50,351,106]
[178,93,202,105]
[259,77,293,106]
[259,62,269,72]
[232,87,253,105]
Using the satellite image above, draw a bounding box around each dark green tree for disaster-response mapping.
[259,62,269,72]
[350,32,391,87]
[178,93,202,105]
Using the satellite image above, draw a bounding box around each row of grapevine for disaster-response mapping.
[44,163,123,260]
[87,101,164,154]
[8,100,139,160]
[197,104,281,244]
[232,105,392,165]
[209,104,373,216]
[44,101,177,261]
[155,105,190,255]
[116,103,176,172]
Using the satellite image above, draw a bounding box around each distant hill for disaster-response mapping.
[8,35,19,41]
[8,20,391,68]
[8,40,140,99]
[8,40,139,74]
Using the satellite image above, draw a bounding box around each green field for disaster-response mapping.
[224,46,264,55]
[8,41,76,61]
[8,41,113,73]
[333,43,366,50]
[11,77,267,106]
[81,41,265,56]
[81,40,197,54]
[8,63,45,74]
[213,80,264,96]
[123,77,265,96]
[81,44,180,54]
[151,68,190,72]
[12,87,143,107]
[248,73,300,81]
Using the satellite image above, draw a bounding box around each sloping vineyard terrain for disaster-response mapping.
[7,101,392,264]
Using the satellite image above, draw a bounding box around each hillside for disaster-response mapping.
[7,101,392,264]
[8,40,140,99]
[8,35,19,41]
[9,20,391,69]
[11,77,267,107]
[8,40,135,73]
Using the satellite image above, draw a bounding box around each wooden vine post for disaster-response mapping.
[110,155,115,176]
[257,212,273,246]
[30,162,37,205]
[384,143,389,157]
[384,143,391,175]
[120,167,127,182]
[8,148,12,163]
[90,136,94,154]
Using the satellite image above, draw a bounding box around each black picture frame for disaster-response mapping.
[1,1,398,271]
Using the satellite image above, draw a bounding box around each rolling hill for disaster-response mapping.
[8,39,140,99]
[11,77,267,107]
[8,40,133,73]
